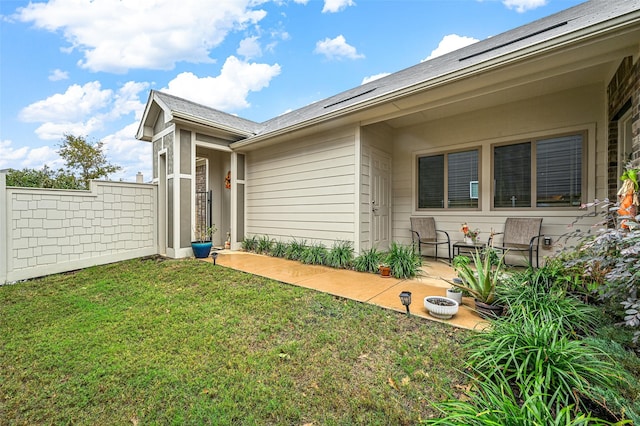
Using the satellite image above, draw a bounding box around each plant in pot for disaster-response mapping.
[378,262,391,277]
[447,256,470,304]
[191,224,218,258]
[424,296,459,319]
[449,248,505,319]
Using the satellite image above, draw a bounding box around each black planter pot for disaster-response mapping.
[474,300,504,319]
[191,241,213,258]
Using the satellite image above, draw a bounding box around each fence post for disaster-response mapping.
[0,169,8,284]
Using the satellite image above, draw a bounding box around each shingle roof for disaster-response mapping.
[149,0,639,141]
[152,90,261,135]
[255,0,639,135]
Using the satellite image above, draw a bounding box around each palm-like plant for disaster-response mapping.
[450,249,503,304]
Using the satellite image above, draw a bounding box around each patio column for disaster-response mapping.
[230,152,245,250]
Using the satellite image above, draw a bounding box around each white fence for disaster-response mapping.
[1,170,158,284]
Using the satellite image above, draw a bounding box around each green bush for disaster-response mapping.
[326,240,354,269]
[284,238,307,261]
[428,263,635,424]
[469,319,617,413]
[353,247,384,273]
[425,370,612,425]
[301,242,328,265]
[241,235,258,252]
[271,240,288,258]
[256,235,273,255]
[499,269,601,337]
[385,242,422,279]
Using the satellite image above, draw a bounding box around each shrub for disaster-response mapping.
[385,242,422,279]
[256,235,273,255]
[241,235,258,252]
[425,370,607,425]
[271,240,288,258]
[301,242,328,265]
[353,247,384,273]
[325,240,354,269]
[469,319,617,413]
[284,238,307,261]
[561,197,640,343]
[428,265,634,424]
[499,268,601,337]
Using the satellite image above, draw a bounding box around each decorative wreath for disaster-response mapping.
[225,171,231,189]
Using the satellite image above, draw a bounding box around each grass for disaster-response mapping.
[0,257,470,425]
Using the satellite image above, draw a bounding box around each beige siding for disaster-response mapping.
[391,84,606,262]
[245,127,357,244]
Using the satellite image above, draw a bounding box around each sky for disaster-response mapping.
[0,0,586,183]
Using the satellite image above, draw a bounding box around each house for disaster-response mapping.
[136,0,640,261]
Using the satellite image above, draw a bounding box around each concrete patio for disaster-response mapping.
[203,251,488,330]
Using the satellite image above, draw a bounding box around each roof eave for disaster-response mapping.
[171,111,256,139]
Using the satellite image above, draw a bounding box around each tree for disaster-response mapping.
[58,134,121,189]
[5,165,81,189]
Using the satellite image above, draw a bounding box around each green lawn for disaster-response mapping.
[1,257,470,425]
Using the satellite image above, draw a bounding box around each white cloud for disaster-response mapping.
[15,0,268,73]
[48,69,69,81]
[164,56,281,111]
[0,139,63,170]
[423,34,479,61]
[503,0,547,13]
[19,81,149,141]
[33,119,103,141]
[20,81,112,123]
[361,73,390,85]
[314,35,364,60]
[237,36,262,60]
[322,0,355,13]
[102,122,152,182]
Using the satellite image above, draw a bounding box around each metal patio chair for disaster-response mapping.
[488,217,543,267]
[410,217,451,263]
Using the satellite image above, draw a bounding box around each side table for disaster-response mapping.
[452,241,486,257]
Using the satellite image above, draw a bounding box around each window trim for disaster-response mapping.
[415,146,482,211]
[490,131,587,211]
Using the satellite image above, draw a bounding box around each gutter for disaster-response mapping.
[230,10,640,150]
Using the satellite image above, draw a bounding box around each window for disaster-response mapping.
[418,149,479,209]
[493,133,583,208]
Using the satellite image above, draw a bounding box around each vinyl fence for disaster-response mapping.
[1,170,158,284]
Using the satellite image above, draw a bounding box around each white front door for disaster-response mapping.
[370,150,391,250]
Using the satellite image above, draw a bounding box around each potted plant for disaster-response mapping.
[424,296,459,319]
[446,286,463,305]
[191,224,218,258]
[379,263,391,277]
[449,248,505,319]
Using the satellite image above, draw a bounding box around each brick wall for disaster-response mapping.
[1,174,158,283]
